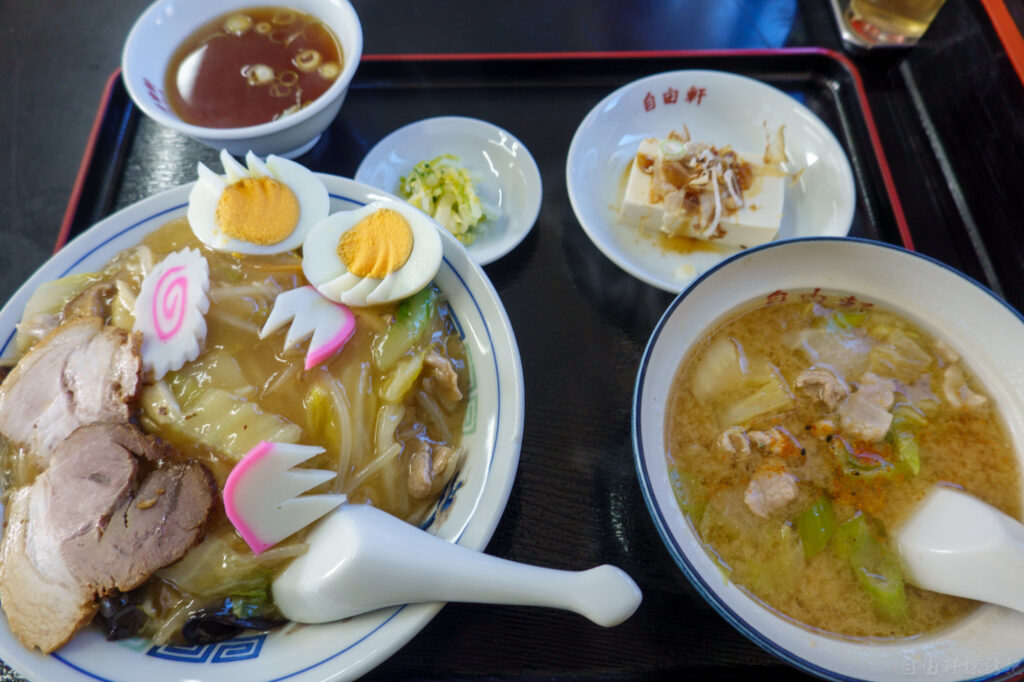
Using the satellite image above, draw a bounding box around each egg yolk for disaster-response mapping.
[338,209,414,279]
[215,177,300,245]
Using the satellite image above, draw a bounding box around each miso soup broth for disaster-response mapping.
[665,289,1021,639]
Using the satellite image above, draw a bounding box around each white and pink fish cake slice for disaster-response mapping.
[260,285,356,370]
[223,441,346,555]
[133,247,210,381]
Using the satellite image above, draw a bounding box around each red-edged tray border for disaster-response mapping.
[59,48,912,253]
[58,68,125,253]
[981,0,1024,87]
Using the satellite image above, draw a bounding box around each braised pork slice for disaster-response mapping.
[0,487,96,654]
[0,424,215,653]
[67,455,217,591]
[0,317,141,466]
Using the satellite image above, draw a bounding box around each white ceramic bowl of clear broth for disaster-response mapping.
[122,0,362,158]
[633,237,1024,681]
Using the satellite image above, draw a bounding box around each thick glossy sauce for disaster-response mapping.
[165,6,342,128]
[1,217,469,643]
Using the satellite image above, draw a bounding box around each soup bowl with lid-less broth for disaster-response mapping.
[633,237,1024,681]
[122,0,362,158]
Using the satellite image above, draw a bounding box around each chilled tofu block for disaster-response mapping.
[618,138,785,249]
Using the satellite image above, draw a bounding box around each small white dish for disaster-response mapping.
[633,237,1024,681]
[567,70,856,293]
[355,116,542,265]
[122,0,363,158]
[0,175,524,682]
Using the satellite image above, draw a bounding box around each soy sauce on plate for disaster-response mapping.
[165,6,342,128]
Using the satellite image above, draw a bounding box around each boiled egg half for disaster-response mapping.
[302,202,443,307]
[187,149,329,255]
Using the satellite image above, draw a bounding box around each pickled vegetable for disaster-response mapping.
[399,155,496,244]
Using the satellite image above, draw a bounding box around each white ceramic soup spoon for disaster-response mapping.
[271,503,643,626]
[895,486,1024,612]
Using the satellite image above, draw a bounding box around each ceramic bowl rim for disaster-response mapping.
[632,235,1024,681]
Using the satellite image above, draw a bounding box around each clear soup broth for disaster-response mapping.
[165,6,343,128]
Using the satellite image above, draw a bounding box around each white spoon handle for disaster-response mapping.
[896,487,1024,613]
[273,505,642,625]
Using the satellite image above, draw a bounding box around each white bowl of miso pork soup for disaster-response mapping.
[633,237,1024,681]
[122,0,362,158]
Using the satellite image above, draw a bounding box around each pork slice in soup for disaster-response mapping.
[666,291,1021,639]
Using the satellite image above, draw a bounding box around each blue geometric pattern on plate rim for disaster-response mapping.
[145,634,266,663]
[33,188,502,679]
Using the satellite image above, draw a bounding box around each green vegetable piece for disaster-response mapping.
[868,327,933,382]
[853,542,907,623]
[381,349,427,403]
[228,586,272,620]
[795,495,835,559]
[832,513,869,560]
[373,288,437,372]
[887,429,920,475]
[830,437,894,479]
[886,404,926,475]
[719,364,795,426]
[833,515,908,622]
[158,530,279,601]
[15,272,101,354]
[669,467,707,524]
[167,350,251,408]
[822,309,867,333]
[305,383,341,455]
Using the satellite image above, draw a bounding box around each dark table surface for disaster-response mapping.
[1,1,1023,680]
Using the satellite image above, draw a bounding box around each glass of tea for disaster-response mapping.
[844,0,947,45]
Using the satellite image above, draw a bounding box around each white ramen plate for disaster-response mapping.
[567,70,856,293]
[0,175,525,682]
[355,116,543,265]
[633,238,1024,681]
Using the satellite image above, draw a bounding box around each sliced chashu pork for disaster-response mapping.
[0,316,141,467]
[0,423,216,653]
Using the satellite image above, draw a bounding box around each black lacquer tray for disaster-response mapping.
[51,49,912,681]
